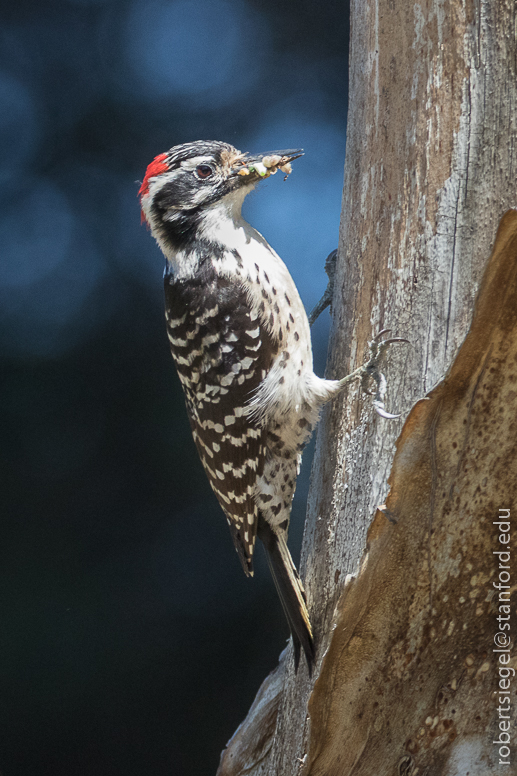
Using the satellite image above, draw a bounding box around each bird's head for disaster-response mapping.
[139,140,303,252]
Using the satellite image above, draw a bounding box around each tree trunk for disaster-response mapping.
[218,1,517,774]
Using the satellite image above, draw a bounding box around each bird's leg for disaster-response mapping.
[335,330,409,419]
[308,250,408,417]
[308,249,338,326]
[360,330,409,418]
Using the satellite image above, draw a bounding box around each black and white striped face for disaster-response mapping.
[140,142,244,219]
[139,141,303,253]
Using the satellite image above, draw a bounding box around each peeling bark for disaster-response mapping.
[306,209,517,775]
[217,2,516,774]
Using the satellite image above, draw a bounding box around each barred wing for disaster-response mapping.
[164,266,278,574]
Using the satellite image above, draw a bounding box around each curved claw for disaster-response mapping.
[373,403,400,420]
[330,329,408,419]
[308,293,332,327]
[380,337,410,346]
[374,328,392,341]
[362,332,409,419]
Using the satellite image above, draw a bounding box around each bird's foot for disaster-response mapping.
[360,329,409,418]
[308,249,338,326]
[337,330,409,418]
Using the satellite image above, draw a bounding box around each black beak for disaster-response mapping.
[231,149,304,179]
[246,149,304,165]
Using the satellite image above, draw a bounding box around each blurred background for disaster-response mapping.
[0,0,349,773]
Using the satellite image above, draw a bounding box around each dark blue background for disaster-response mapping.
[0,1,349,773]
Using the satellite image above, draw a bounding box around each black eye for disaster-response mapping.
[196,164,213,179]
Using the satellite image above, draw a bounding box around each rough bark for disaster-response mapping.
[218,1,516,774]
[306,209,517,775]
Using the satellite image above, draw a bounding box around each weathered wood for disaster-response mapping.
[217,1,516,773]
[306,209,517,775]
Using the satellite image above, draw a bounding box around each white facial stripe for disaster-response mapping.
[180,156,218,171]
[146,169,181,201]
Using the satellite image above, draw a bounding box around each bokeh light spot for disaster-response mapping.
[0,180,116,358]
[0,237,110,359]
[0,181,74,288]
[123,0,269,107]
[0,71,39,185]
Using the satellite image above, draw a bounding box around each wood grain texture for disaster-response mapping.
[306,209,517,775]
[217,2,516,773]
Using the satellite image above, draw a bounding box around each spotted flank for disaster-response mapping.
[164,261,279,574]
[144,139,320,673]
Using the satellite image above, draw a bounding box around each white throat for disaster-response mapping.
[160,185,265,279]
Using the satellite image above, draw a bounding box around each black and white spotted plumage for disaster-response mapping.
[140,140,346,672]
[163,263,276,573]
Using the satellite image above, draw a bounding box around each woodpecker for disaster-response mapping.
[139,140,400,673]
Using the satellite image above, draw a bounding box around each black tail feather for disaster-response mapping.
[257,516,315,675]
